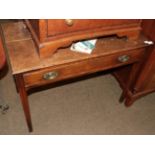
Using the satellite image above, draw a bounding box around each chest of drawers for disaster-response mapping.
[25,19,142,58]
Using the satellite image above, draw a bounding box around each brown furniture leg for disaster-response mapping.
[15,74,33,132]
[125,98,134,107]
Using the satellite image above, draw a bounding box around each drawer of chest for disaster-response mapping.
[47,19,141,37]
[23,48,145,88]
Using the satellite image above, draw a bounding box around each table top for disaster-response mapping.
[1,21,150,74]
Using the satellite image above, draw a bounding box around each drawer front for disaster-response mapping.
[24,48,144,88]
[47,19,141,37]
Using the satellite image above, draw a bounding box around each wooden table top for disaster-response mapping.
[1,21,150,74]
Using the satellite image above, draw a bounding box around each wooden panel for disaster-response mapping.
[142,20,155,41]
[47,19,141,36]
[142,48,155,90]
[145,68,155,90]
[133,20,155,92]
[24,48,145,88]
[28,19,40,38]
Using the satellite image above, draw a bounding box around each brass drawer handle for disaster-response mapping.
[43,71,59,80]
[65,19,74,26]
[118,55,130,63]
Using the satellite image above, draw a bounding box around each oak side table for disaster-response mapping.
[1,21,150,132]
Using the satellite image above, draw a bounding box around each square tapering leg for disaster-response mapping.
[15,74,33,132]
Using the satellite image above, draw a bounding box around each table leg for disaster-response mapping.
[15,74,33,132]
[125,98,134,107]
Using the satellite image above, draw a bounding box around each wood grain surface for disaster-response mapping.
[2,22,149,74]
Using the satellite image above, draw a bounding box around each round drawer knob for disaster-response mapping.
[118,55,130,63]
[43,71,59,80]
[65,19,74,26]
